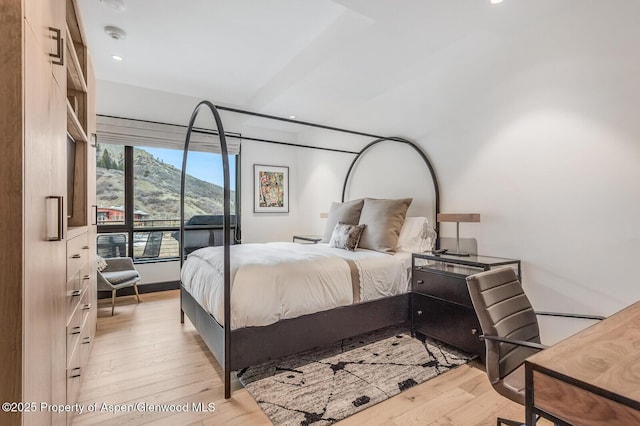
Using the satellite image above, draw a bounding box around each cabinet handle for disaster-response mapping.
[69,367,81,378]
[83,275,91,280]
[46,196,64,241]
[70,327,81,335]
[82,303,91,310]
[70,290,82,297]
[82,337,91,344]
[416,280,424,284]
[72,254,81,259]
[82,245,90,250]
[90,133,97,148]
[48,27,64,66]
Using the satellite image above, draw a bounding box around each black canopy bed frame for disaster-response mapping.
[179,101,441,398]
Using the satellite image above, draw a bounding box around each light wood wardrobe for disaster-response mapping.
[0,0,97,424]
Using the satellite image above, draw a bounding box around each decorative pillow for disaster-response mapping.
[322,199,364,243]
[329,222,366,251]
[96,255,108,272]
[358,198,413,253]
[397,217,428,252]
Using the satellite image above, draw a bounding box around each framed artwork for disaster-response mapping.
[254,164,289,213]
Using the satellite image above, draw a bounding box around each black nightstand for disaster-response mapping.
[292,235,322,244]
[411,253,521,359]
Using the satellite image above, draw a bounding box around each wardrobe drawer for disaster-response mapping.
[80,261,92,291]
[66,232,88,281]
[66,274,81,320]
[67,345,82,406]
[80,313,92,368]
[66,307,83,360]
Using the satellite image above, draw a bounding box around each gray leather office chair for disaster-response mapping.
[466,267,603,426]
[97,257,141,315]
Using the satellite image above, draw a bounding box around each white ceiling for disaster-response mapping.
[77,0,572,135]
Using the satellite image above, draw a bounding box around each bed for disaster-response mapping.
[182,242,413,329]
[179,101,441,398]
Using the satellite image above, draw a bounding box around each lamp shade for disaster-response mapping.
[437,213,480,223]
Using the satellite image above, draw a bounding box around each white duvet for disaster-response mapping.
[181,242,412,329]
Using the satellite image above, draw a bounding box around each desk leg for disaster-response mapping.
[525,362,536,426]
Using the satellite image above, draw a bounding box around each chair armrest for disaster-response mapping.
[536,311,605,321]
[103,257,136,272]
[480,334,548,350]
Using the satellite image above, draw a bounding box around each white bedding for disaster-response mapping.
[181,242,412,329]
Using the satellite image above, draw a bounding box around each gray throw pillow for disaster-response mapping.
[358,198,413,253]
[329,223,366,251]
[322,199,364,242]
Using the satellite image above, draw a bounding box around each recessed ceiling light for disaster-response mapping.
[289,115,296,119]
[104,26,126,40]
[490,0,504,4]
[112,55,123,61]
[100,0,126,12]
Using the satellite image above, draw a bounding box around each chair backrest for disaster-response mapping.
[466,267,541,386]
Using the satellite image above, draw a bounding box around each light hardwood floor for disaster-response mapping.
[73,290,539,426]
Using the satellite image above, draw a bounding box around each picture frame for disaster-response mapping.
[254,164,289,213]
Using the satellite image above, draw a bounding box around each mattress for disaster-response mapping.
[181,242,412,329]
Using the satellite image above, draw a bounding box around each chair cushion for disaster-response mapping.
[102,270,140,285]
[502,364,526,395]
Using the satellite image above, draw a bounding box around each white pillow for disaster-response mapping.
[397,217,428,252]
[96,255,108,272]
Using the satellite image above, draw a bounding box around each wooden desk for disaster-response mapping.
[525,301,640,425]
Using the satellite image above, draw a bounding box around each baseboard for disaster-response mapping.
[97,280,180,299]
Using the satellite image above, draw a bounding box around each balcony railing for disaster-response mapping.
[97,217,237,261]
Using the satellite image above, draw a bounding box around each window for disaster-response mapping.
[96,143,125,225]
[97,143,239,261]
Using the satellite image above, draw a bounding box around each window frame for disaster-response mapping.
[97,144,241,262]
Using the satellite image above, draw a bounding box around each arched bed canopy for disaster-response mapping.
[341,136,440,240]
[179,101,441,398]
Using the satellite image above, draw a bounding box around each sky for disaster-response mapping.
[142,147,236,188]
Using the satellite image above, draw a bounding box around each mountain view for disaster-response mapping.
[96,145,235,222]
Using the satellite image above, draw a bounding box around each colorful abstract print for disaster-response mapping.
[259,171,285,208]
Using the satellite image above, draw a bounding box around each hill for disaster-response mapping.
[96,145,235,222]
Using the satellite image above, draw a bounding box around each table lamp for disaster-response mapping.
[436,213,480,256]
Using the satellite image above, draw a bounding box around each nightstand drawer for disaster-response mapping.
[413,293,484,357]
[413,268,473,308]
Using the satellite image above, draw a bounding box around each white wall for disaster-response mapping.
[135,261,180,286]
[240,140,300,243]
[97,1,640,343]
[416,3,640,343]
[277,2,640,343]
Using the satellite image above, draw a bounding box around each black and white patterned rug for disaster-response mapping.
[237,326,473,426]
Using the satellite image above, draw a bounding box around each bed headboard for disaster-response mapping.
[341,137,440,237]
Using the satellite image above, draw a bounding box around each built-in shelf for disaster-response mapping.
[65,26,87,93]
[67,100,87,143]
